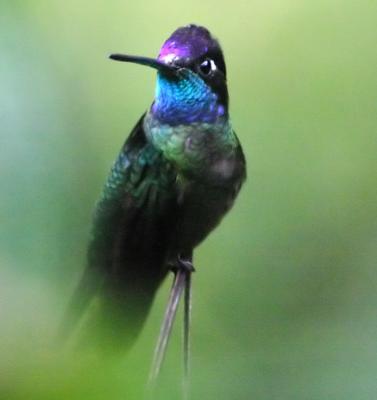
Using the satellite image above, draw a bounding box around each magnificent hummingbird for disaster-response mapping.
[61,24,246,385]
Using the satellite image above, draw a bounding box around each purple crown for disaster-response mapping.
[158,25,219,64]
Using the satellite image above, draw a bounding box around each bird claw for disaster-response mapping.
[169,257,195,273]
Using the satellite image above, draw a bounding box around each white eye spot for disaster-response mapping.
[199,58,216,76]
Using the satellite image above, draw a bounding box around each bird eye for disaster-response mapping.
[198,58,216,76]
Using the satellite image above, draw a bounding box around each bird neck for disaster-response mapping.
[151,70,227,126]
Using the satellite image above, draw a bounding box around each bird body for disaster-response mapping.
[62,25,246,355]
[144,110,244,253]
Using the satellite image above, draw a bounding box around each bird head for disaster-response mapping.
[110,25,228,125]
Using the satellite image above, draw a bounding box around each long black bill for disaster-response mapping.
[109,53,178,76]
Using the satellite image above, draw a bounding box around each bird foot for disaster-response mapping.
[169,257,195,274]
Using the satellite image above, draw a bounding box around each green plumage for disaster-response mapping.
[61,25,246,354]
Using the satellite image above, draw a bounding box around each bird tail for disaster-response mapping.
[58,203,171,355]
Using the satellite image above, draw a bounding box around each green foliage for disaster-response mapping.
[1,1,377,399]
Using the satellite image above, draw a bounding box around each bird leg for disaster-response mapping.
[148,256,194,389]
[183,264,192,399]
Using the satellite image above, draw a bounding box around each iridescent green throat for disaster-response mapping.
[151,70,226,126]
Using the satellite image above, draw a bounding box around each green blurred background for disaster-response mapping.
[1,1,377,399]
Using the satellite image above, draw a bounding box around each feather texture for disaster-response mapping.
[60,115,178,353]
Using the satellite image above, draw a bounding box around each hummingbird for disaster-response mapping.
[61,24,246,382]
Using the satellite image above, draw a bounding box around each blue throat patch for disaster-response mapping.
[151,70,225,126]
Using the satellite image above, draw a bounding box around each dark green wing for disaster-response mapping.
[60,115,178,353]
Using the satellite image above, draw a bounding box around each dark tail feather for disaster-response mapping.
[58,263,165,356]
[57,264,104,344]
[59,210,170,355]
[83,270,161,355]
[82,202,171,355]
